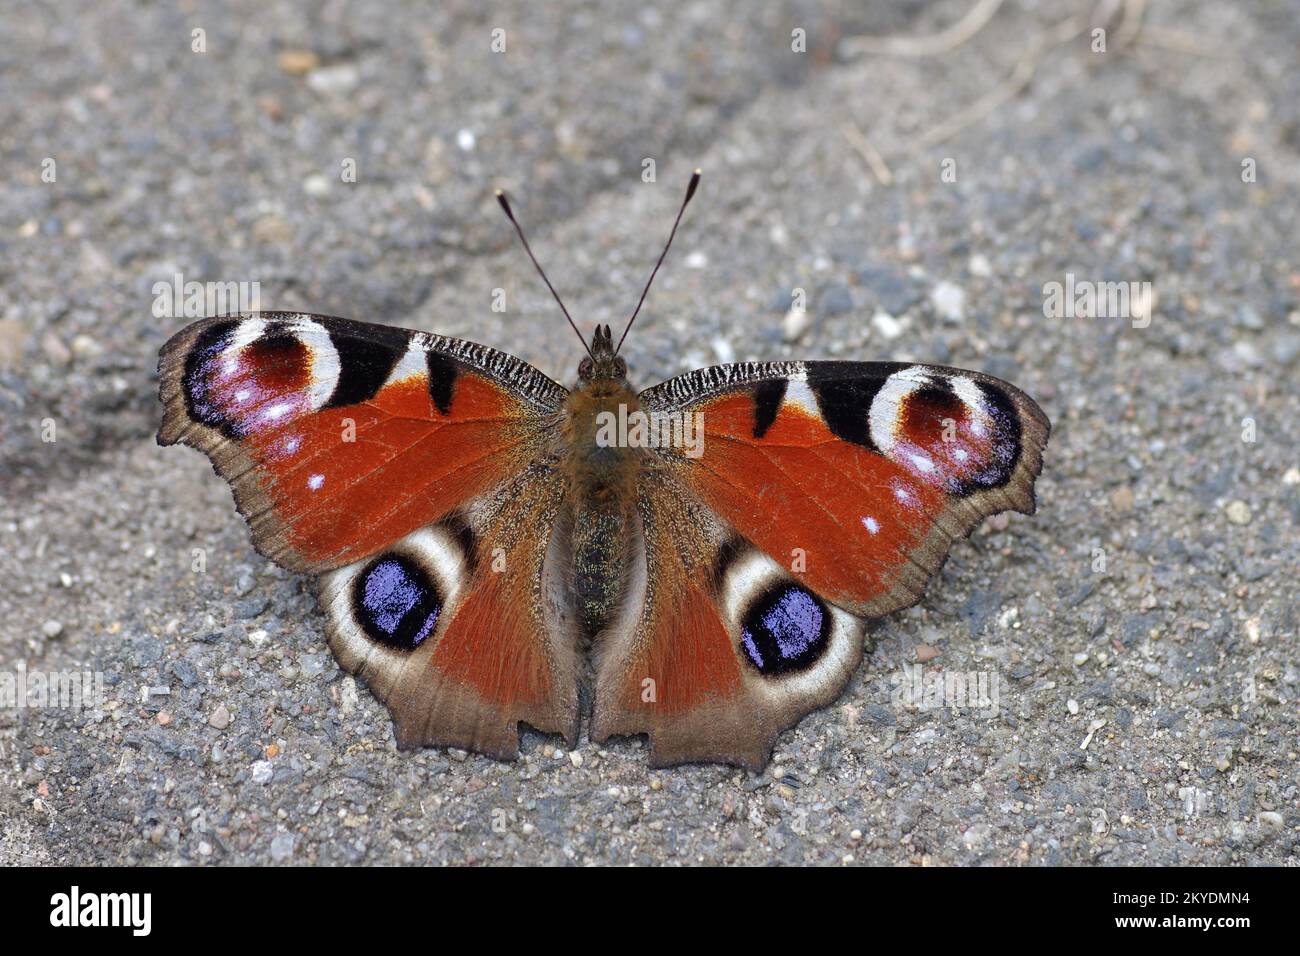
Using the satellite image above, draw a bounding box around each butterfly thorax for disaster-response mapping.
[561,325,642,635]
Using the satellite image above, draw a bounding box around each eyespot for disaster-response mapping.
[182,316,340,438]
[352,554,442,651]
[739,584,830,675]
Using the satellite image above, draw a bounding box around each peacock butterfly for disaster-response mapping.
[157,172,1049,769]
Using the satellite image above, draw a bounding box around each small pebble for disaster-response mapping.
[872,311,904,339]
[1225,500,1251,525]
[1258,811,1284,835]
[930,281,966,322]
[307,64,360,95]
[277,49,320,75]
[41,619,63,638]
[209,704,231,730]
[270,832,296,862]
[783,306,812,342]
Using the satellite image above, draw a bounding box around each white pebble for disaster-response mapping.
[872,311,904,339]
[930,281,966,322]
[1225,500,1251,525]
[783,305,812,342]
[307,64,359,95]
[1258,811,1284,834]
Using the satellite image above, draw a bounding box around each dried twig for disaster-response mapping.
[842,121,895,185]
[844,0,1220,170]
[1135,28,1226,58]
[841,0,1006,58]
[911,14,1086,153]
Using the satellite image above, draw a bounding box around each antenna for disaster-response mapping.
[615,169,701,355]
[495,189,593,359]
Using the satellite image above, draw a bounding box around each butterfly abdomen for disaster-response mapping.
[561,378,642,635]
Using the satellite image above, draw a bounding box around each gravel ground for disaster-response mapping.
[1,0,1297,866]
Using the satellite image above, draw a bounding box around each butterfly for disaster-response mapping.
[157,171,1049,769]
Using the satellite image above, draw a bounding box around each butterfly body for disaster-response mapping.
[555,325,641,634]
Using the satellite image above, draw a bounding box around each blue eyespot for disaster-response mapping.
[352,555,442,651]
[740,584,829,675]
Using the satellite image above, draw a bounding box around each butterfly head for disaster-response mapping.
[577,324,627,385]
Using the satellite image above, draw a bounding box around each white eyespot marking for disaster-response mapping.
[908,452,935,473]
[307,474,325,490]
[954,447,969,461]
[718,550,780,624]
[862,516,881,534]
[783,379,820,417]
[387,341,427,385]
[949,375,994,440]
[227,317,269,353]
[867,365,932,454]
[287,316,342,410]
